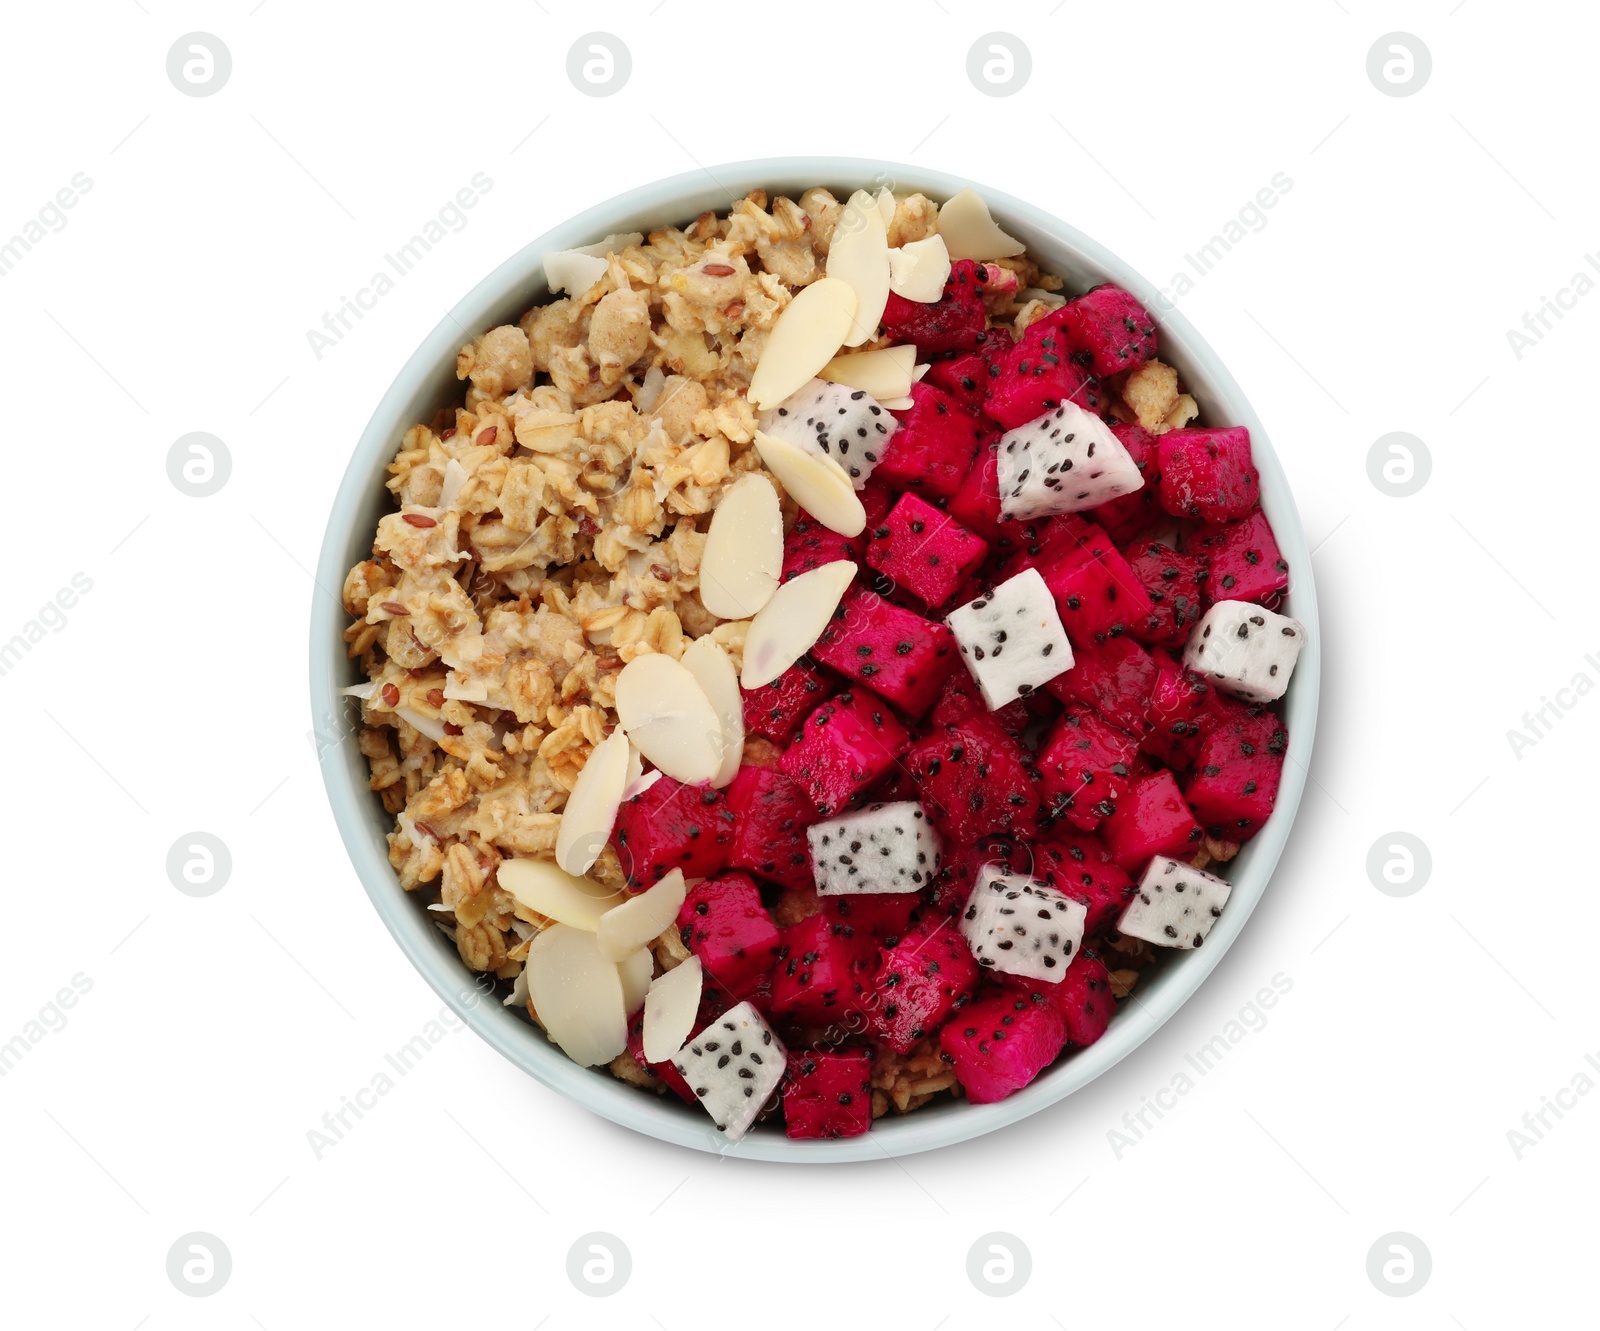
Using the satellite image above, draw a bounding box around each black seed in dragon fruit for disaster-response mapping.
[671,1000,788,1141]
[946,567,1074,709]
[960,866,1089,982]
[995,399,1144,521]
[1118,855,1232,950]
[758,379,899,488]
[1182,599,1306,703]
[807,800,942,896]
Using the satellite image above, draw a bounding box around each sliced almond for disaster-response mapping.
[555,728,632,875]
[680,637,744,788]
[574,231,644,258]
[624,744,644,792]
[597,868,688,963]
[438,457,470,509]
[616,946,654,1014]
[819,344,917,400]
[341,680,377,700]
[826,190,891,348]
[748,277,858,410]
[888,234,953,302]
[937,186,1026,261]
[395,706,447,743]
[498,858,627,930]
[699,472,782,620]
[614,653,724,784]
[753,429,865,539]
[524,924,629,1066]
[877,395,915,411]
[542,248,610,296]
[642,956,703,1063]
[741,559,856,689]
[623,768,663,801]
[875,186,897,230]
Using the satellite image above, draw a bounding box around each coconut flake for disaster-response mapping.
[635,362,667,413]
[937,186,1026,261]
[888,234,952,302]
[616,947,654,1014]
[524,924,629,1066]
[826,190,891,348]
[542,249,610,296]
[642,956,703,1063]
[438,458,469,510]
[614,652,724,784]
[503,965,530,1009]
[753,429,865,538]
[819,344,916,400]
[597,868,687,963]
[497,858,627,930]
[747,277,858,410]
[680,637,744,788]
[574,231,644,258]
[395,706,447,742]
[341,680,378,700]
[699,472,782,620]
[1020,287,1067,310]
[555,728,632,875]
[741,559,857,690]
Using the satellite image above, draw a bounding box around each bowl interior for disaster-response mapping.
[311,157,1320,1162]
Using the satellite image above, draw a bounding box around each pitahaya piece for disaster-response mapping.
[611,776,736,888]
[983,319,1103,430]
[1027,832,1135,935]
[1158,426,1259,523]
[994,512,1097,582]
[1119,855,1232,950]
[1192,510,1289,605]
[1045,635,1159,735]
[1047,283,1158,377]
[1184,702,1286,841]
[1037,703,1141,830]
[780,508,867,583]
[758,378,899,488]
[865,492,990,610]
[1183,600,1306,703]
[996,400,1143,521]
[946,438,1007,541]
[1087,423,1162,542]
[1121,538,1211,646]
[741,656,834,745]
[809,589,958,717]
[807,800,941,895]
[928,663,1032,741]
[872,383,990,501]
[1049,949,1115,1046]
[904,714,1040,843]
[945,567,1073,709]
[782,1048,872,1139]
[926,834,1022,916]
[768,912,874,1023]
[1100,769,1204,871]
[677,872,780,999]
[939,986,1068,1104]
[878,258,992,353]
[779,688,910,816]
[724,764,817,891]
[822,892,922,946]
[627,1011,697,1105]
[961,865,1088,982]
[1140,665,1212,770]
[923,343,1007,415]
[671,1000,787,1141]
[1034,529,1156,648]
[866,917,981,1053]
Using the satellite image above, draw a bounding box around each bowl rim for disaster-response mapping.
[310,155,1320,1163]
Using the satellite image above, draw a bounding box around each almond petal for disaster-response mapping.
[699,472,782,620]
[497,859,627,930]
[748,277,858,410]
[819,344,917,400]
[614,653,724,784]
[680,637,745,788]
[827,190,891,348]
[741,560,857,689]
[888,234,953,302]
[875,186,897,230]
[616,946,654,1014]
[573,231,644,258]
[524,924,629,1066]
[623,768,663,800]
[597,868,687,963]
[555,727,632,874]
[642,955,703,1063]
[877,395,915,411]
[542,248,610,296]
[753,429,866,538]
[937,186,1025,261]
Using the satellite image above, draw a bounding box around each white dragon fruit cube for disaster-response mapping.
[961,865,1088,982]
[758,378,898,489]
[946,567,1074,709]
[1182,599,1306,703]
[808,801,941,895]
[671,1001,788,1142]
[1118,855,1232,950]
[995,399,1144,521]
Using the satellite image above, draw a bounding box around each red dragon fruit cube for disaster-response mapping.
[778,688,910,817]
[782,1048,873,1139]
[923,341,1009,415]
[677,872,780,999]
[809,589,958,718]
[781,508,867,583]
[929,664,1032,741]
[741,656,835,745]
[1037,703,1141,830]
[1034,526,1156,647]
[1050,949,1116,1046]
[878,258,993,353]
[1100,769,1205,871]
[867,917,982,1054]
[823,893,923,946]
[866,491,990,610]
[627,1011,697,1105]
[946,440,1008,542]
[769,912,874,1023]
[1027,832,1136,935]
[1121,539,1211,646]
[904,715,1041,843]
[983,318,1104,430]
[1088,423,1162,542]
[1192,509,1289,605]
[725,764,818,891]
[1140,665,1213,770]
[1184,702,1287,841]
[1158,426,1260,523]
[1046,283,1158,378]
[872,383,990,501]
[1045,635,1159,735]
[939,986,1068,1104]
[611,776,736,887]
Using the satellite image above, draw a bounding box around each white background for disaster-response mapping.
[1,1,1593,1325]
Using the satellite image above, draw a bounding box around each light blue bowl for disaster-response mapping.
[311,157,1320,1162]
